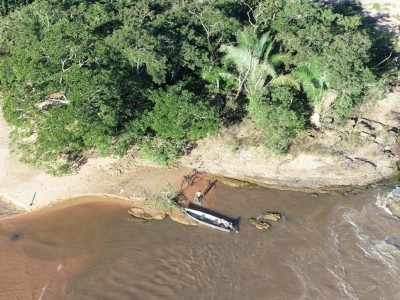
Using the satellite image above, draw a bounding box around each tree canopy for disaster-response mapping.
[0,0,395,173]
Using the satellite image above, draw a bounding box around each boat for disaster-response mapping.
[181,207,237,233]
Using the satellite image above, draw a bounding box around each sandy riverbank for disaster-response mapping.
[1,91,399,216]
[0,110,194,212]
[2,89,400,213]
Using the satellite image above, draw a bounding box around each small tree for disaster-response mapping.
[143,82,220,164]
[250,86,305,153]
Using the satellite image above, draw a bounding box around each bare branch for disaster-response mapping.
[372,52,392,69]
[78,59,88,68]
[240,0,257,29]
[189,9,211,44]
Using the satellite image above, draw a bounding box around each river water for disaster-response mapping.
[1,184,399,300]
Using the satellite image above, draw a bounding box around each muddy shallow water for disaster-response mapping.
[1,184,399,299]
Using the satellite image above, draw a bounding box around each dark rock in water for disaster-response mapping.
[261,212,282,221]
[310,193,318,198]
[10,232,23,241]
[249,218,270,230]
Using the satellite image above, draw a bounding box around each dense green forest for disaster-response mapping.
[0,0,396,174]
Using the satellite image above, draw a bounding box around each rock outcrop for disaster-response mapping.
[261,212,282,222]
[249,218,270,230]
[180,92,400,191]
[127,195,198,226]
[249,212,283,230]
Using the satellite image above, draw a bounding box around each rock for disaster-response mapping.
[348,118,357,127]
[310,193,318,198]
[310,112,322,129]
[324,116,334,124]
[376,133,397,146]
[373,123,385,132]
[249,217,270,230]
[388,202,400,219]
[128,207,166,220]
[262,212,282,221]
[391,143,400,156]
[169,207,198,225]
[386,135,398,146]
[360,131,370,138]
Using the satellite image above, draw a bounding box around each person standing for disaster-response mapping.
[193,191,204,205]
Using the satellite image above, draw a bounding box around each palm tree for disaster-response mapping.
[220,29,299,104]
[293,57,332,128]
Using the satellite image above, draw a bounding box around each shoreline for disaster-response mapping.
[1,91,400,215]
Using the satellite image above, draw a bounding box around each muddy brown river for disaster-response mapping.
[1,184,399,299]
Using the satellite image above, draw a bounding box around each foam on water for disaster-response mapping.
[327,267,359,300]
[375,186,400,215]
[327,215,360,300]
[342,187,400,284]
[343,209,370,244]
[291,262,309,300]
[373,239,400,275]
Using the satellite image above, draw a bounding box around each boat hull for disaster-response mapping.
[182,207,235,233]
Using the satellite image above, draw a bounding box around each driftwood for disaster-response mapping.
[175,169,201,198]
[29,192,36,206]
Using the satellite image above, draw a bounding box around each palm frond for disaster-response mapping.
[270,75,300,90]
[308,56,321,76]
[220,45,251,73]
[270,53,290,65]
[237,30,256,50]
[256,31,272,60]
[258,61,277,79]
[248,61,278,91]
[293,66,313,83]
[247,62,262,89]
